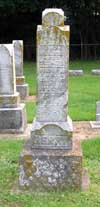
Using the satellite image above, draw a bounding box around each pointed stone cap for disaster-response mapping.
[42,8,64,27]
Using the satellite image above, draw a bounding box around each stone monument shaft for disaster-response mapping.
[37,9,69,122]
[30,9,72,150]
[19,9,85,190]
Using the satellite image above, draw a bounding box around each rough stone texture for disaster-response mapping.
[0,104,26,133]
[69,70,84,76]
[19,8,86,190]
[19,138,83,190]
[92,70,100,75]
[31,116,73,150]
[0,44,16,95]
[0,44,27,133]
[13,40,29,101]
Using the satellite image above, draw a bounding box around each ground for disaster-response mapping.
[73,121,100,140]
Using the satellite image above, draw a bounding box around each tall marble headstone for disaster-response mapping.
[13,40,29,101]
[0,44,27,133]
[19,9,85,190]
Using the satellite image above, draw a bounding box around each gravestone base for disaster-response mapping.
[16,84,29,101]
[19,138,85,190]
[31,116,73,150]
[0,92,20,106]
[0,103,27,133]
[16,76,29,101]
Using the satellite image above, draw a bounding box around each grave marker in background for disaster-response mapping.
[13,40,29,101]
[0,44,27,133]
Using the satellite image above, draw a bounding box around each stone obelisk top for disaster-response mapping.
[36,8,70,122]
[42,9,64,26]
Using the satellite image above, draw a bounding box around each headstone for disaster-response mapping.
[90,101,100,128]
[19,9,87,190]
[0,44,27,133]
[90,70,100,128]
[92,69,100,75]
[69,70,84,76]
[13,40,29,101]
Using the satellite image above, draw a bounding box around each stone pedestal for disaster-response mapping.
[19,138,83,190]
[19,9,88,190]
[13,40,29,101]
[0,44,27,133]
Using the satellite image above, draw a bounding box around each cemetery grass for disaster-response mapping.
[0,138,100,207]
[24,60,100,122]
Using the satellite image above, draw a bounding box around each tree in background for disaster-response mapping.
[0,0,100,60]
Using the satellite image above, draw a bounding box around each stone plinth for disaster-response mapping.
[0,44,27,133]
[13,40,29,101]
[19,138,83,190]
[19,9,87,190]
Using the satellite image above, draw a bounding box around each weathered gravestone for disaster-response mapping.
[69,70,84,76]
[0,44,27,133]
[90,101,100,128]
[92,69,100,75]
[13,40,29,101]
[19,9,86,190]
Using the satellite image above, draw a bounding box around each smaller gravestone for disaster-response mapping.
[96,101,100,121]
[69,70,84,76]
[90,101,100,128]
[13,40,29,101]
[90,69,100,128]
[0,44,27,133]
[92,70,100,75]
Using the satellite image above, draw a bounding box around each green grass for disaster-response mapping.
[0,137,100,207]
[26,102,36,123]
[0,60,99,206]
[24,60,100,122]
[24,62,37,95]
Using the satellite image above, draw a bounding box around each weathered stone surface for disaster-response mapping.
[0,44,16,95]
[0,104,27,133]
[69,70,84,76]
[0,44,27,133]
[31,116,72,149]
[19,138,83,190]
[13,40,23,77]
[92,70,100,75]
[13,40,29,100]
[31,8,71,149]
[19,8,86,190]
[36,28,69,122]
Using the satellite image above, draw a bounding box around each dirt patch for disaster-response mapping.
[73,121,100,140]
[26,96,36,102]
